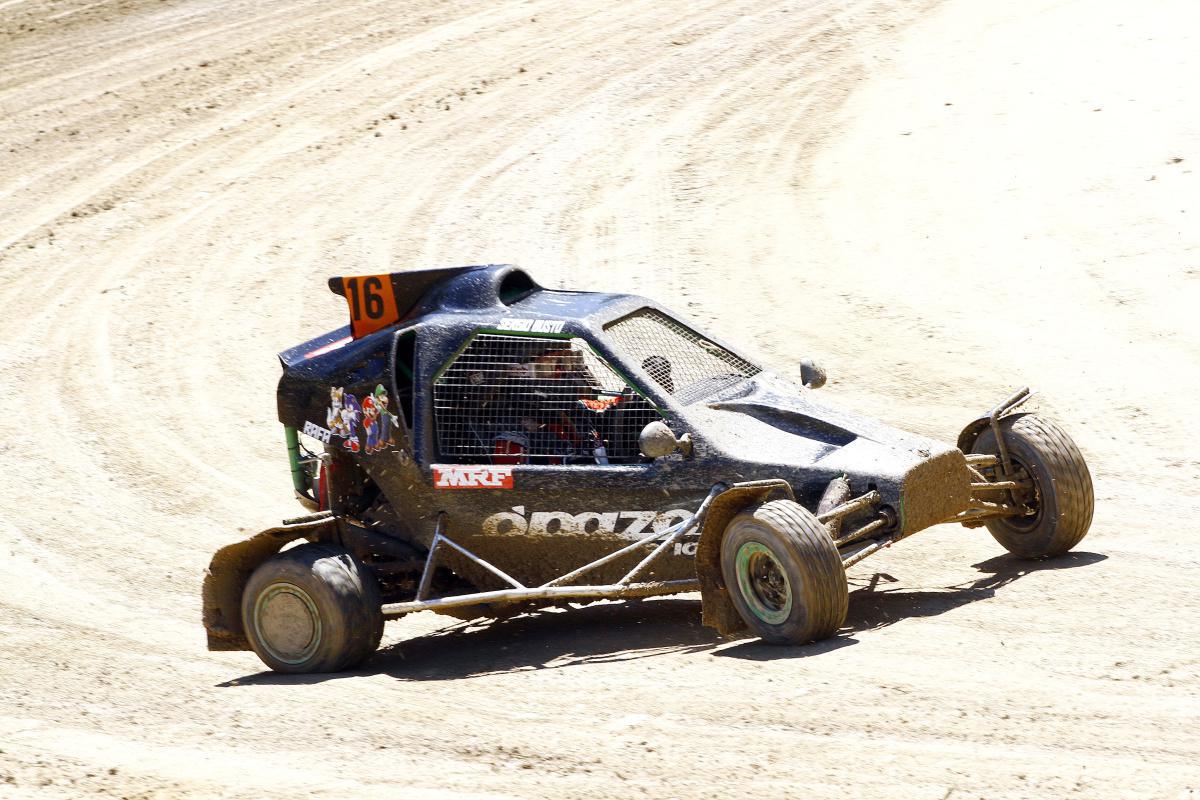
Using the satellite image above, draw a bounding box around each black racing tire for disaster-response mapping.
[720,499,847,645]
[971,414,1094,559]
[241,543,384,674]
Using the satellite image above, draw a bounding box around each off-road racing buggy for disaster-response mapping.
[203,265,1094,673]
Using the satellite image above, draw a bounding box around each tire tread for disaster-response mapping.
[977,414,1094,558]
[722,499,847,643]
[242,543,383,673]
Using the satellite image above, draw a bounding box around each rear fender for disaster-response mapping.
[202,512,337,651]
[694,480,794,636]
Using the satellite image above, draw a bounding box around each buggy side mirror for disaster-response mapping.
[639,420,693,459]
[800,358,827,389]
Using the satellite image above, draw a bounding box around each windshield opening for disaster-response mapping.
[603,308,761,404]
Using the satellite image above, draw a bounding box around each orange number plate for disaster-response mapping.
[337,274,400,339]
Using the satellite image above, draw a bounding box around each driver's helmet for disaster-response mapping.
[506,344,586,381]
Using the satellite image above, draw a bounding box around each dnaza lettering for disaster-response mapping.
[433,465,514,490]
[483,506,693,540]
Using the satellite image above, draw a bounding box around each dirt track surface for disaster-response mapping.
[2,0,1198,797]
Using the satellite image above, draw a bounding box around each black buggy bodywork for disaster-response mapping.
[204,265,1095,672]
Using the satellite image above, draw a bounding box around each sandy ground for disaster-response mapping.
[1,0,1198,797]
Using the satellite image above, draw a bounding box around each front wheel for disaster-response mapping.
[241,543,384,673]
[971,414,1094,559]
[720,499,847,645]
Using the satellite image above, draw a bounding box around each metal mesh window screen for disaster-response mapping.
[433,333,662,464]
[604,308,761,404]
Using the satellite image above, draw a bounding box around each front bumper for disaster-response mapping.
[897,448,973,536]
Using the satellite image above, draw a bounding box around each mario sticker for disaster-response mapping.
[362,384,400,454]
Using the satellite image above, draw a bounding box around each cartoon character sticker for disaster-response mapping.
[328,384,400,455]
[327,387,349,435]
[362,384,400,453]
[361,390,380,454]
[326,387,362,453]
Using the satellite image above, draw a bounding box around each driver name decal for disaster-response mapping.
[302,420,332,443]
[495,318,566,333]
[434,465,514,489]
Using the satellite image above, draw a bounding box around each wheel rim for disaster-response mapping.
[735,541,792,625]
[253,582,322,665]
[998,456,1043,534]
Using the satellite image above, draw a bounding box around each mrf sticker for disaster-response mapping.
[433,465,514,489]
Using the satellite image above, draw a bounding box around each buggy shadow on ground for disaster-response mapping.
[219,551,1104,685]
[713,550,1106,660]
[843,550,1108,635]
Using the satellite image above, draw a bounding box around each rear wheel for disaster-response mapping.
[971,414,1094,558]
[241,543,384,673]
[720,500,847,644]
